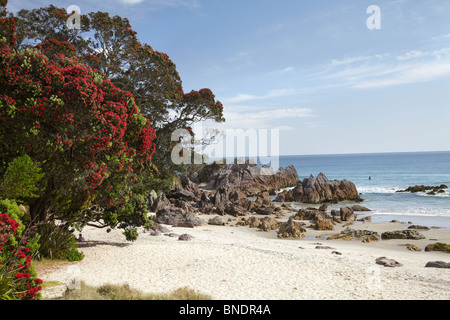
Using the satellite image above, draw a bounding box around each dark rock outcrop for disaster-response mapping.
[194,162,300,196]
[274,173,361,204]
[381,230,426,240]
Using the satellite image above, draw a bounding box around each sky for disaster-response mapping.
[7,0,450,156]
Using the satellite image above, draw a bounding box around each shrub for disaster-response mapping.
[34,222,83,261]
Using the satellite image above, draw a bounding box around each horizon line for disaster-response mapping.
[279,150,450,157]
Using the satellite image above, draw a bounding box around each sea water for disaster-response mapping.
[279,151,450,228]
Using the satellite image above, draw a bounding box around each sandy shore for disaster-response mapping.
[41,214,450,300]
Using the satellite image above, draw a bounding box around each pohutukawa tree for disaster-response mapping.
[0,0,156,236]
[13,6,225,191]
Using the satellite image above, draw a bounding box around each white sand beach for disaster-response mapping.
[41,215,450,300]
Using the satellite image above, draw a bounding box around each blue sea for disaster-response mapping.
[278,151,450,228]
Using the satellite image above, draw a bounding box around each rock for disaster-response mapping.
[328,228,380,242]
[327,233,352,241]
[277,217,306,239]
[237,216,262,228]
[424,243,450,253]
[255,191,274,207]
[340,207,355,223]
[381,230,426,240]
[167,189,196,201]
[314,216,334,231]
[375,257,403,268]
[208,216,226,226]
[178,234,193,241]
[274,173,361,204]
[357,216,372,223]
[258,217,281,232]
[194,162,300,196]
[408,225,430,230]
[154,208,184,226]
[331,251,342,255]
[295,208,327,221]
[401,244,422,251]
[149,230,161,236]
[396,184,448,194]
[281,203,293,211]
[224,204,249,217]
[151,194,172,213]
[425,261,450,268]
[318,204,328,212]
[351,205,371,212]
[165,232,180,238]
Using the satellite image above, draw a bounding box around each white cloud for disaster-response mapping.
[118,0,200,7]
[322,47,450,89]
[397,50,426,61]
[224,88,297,103]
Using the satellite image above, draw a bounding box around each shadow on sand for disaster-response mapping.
[77,240,131,248]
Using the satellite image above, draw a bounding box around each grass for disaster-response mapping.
[60,281,212,300]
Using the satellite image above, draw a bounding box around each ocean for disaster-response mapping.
[278,151,450,228]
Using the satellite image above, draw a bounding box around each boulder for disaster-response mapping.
[376,257,403,268]
[274,173,361,204]
[194,162,300,196]
[277,217,306,239]
[425,261,450,268]
[381,230,426,240]
[332,228,380,242]
[178,234,193,241]
[351,205,371,212]
[258,217,281,232]
[408,225,430,230]
[154,208,185,226]
[424,243,450,253]
[340,207,355,223]
[208,216,226,226]
[314,216,334,231]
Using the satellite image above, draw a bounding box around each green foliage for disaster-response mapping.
[65,246,85,262]
[34,221,82,261]
[122,228,138,242]
[0,155,45,201]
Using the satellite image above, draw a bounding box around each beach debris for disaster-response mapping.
[375,257,403,268]
[331,251,342,255]
[315,245,336,250]
[424,243,450,253]
[277,217,306,239]
[425,261,450,269]
[381,230,426,240]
